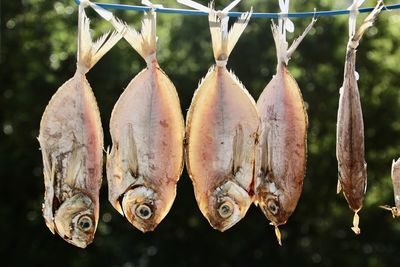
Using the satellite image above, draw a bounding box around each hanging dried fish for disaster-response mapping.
[182,1,259,231]
[107,11,185,232]
[336,0,383,234]
[38,4,123,248]
[255,0,316,245]
[380,159,400,218]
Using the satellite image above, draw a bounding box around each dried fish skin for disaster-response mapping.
[380,159,400,218]
[336,1,383,234]
[107,12,184,232]
[38,5,123,248]
[255,64,307,227]
[186,8,258,232]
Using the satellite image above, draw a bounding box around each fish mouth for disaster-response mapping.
[259,202,289,226]
[62,235,92,249]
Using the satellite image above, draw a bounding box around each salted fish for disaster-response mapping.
[38,4,123,248]
[186,6,259,231]
[107,12,185,232]
[336,0,383,234]
[255,1,316,245]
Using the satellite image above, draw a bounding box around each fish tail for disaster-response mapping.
[349,0,383,49]
[351,211,361,235]
[271,16,316,66]
[120,11,157,65]
[208,5,252,65]
[77,5,124,72]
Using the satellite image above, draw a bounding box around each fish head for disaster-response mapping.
[121,186,161,232]
[204,180,252,232]
[53,193,96,248]
[257,189,290,226]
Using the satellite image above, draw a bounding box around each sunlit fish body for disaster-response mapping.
[186,7,258,232]
[255,2,316,245]
[336,1,383,234]
[38,5,123,248]
[107,12,184,232]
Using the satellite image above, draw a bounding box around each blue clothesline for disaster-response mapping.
[75,1,400,18]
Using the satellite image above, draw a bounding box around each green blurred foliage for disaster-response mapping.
[1,0,400,266]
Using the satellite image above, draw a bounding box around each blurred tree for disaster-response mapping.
[1,0,399,266]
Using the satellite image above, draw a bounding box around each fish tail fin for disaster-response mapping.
[351,211,361,235]
[350,0,383,48]
[77,6,124,72]
[271,15,316,66]
[286,17,317,60]
[208,4,252,65]
[226,8,252,58]
[122,11,157,65]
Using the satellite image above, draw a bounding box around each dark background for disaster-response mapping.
[1,0,400,266]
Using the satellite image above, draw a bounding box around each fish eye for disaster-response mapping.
[218,201,234,218]
[135,204,152,220]
[77,215,93,231]
[267,200,278,215]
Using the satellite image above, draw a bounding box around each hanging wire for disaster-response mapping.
[74,0,400,18]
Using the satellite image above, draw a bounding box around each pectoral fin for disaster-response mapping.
[126,123,139,178]
[65,146,82,188]
[232,124,244,175]
[260,126,270,178]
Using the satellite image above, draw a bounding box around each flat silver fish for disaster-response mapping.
[186,7,259,232]
[255,15,316,245]
[107,12,185,232]
[336,1,383,234]
[38,5,123,248]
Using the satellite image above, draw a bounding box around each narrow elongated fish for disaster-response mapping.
[336,0,383,234]
[107,11,185,232]
[38,4,123,248]
[184,2,259,231]
[380,159,400,218]
[255,0,316,245]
